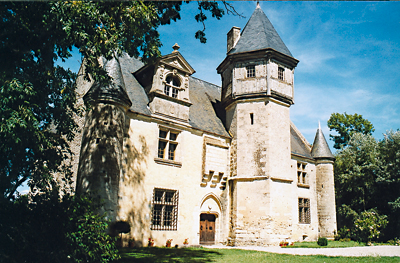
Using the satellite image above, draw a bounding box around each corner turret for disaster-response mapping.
[312,123,337,239]
[76,55,131,221]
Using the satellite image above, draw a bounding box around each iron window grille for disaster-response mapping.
[246,65,256,78]
[299,198,310,224]
[151,188,179,230]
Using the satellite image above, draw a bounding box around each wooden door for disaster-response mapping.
[200,214,215,244]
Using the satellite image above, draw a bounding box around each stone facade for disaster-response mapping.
[71,5,337,247]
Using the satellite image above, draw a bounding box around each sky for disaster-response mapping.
[60,1,400,152]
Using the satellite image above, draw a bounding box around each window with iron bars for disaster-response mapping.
[158,129,178,161]
[299,198,310,224]
[151,188,179,230]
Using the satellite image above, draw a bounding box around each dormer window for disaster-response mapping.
[246,65,255,78]
[278,67,284,81]
[164,75,180,98]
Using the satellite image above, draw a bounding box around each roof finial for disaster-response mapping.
[172,43,180,53]
[318,120,321,130]
[256,1,260,8]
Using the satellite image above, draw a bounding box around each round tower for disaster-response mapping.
[76,55,132,221]
[312,123,337,239]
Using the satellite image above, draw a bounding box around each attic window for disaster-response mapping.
[278,67,284,81]
[246,65,255,78]
[164,75,180,98]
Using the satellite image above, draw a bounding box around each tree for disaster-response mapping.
[0,1,239,201]
[335,130,400,241]
[328,112,375,149]
[334,133,381,213]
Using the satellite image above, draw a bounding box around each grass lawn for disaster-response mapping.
[285,240,362,248]
[114,247,400,263]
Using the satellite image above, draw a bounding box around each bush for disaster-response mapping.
[317,237,328,246]
[0,189,119,263]
[354,209,388,244]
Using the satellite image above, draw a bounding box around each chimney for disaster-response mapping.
[227,26,241,53]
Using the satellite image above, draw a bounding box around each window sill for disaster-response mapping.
[297,183,310,189]
[154,157,182,168]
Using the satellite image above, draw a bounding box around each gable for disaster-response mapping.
[290,122,313,159]
[160,52,195,75]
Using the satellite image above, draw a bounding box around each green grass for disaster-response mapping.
[114,247,400,263]
[285,240,363,248]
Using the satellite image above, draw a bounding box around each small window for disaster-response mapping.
[297,162,308,185]
[246,65,255,78]
[158,129,179,161]
[164,75,180,98]
[278,67,284,81]
[151,188,179,230]
[250,113,254,125]
[299,198,310,224]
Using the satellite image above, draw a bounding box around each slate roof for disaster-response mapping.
[229,5,293,57]
[311,126,335,160]
[290,124,313,159]
[84,56,132,108]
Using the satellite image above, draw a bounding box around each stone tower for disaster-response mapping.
[217,4,299,245]
[76,55,132,221]
[312,124,337,239]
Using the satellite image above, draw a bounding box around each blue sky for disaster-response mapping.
[61,1,400,151]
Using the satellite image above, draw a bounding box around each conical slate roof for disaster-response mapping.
[84,55,132,108]
[228,5,292,57]
[311,124,334,160]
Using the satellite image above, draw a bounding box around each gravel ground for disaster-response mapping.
[204,245,400,257]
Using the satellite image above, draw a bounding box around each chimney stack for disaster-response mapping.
[227,26,241,53]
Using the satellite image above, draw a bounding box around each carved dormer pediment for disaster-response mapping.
[159,52,195,76]
[133,44,195,122]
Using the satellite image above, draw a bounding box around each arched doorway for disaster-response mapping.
[200,213,216,245]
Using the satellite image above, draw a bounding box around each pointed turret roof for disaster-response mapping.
[311,123,334,160]
[228,5,292,57]
[84,55,132,108]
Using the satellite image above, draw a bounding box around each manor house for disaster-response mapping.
[72,5,337,246]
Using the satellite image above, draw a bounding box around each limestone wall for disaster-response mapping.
[117,114,230,247]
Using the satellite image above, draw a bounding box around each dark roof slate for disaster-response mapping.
[118,54,151,115]
[290,124,313,159]
[188,77,229,137]
[84,56,132,108]
[229,6,292,57]
[311,127,334,159]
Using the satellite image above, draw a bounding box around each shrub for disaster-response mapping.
[317,237,328,246]
[0,189,119,263]
[354,209,388,244]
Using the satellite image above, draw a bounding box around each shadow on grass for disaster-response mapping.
[115,247,223,263]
